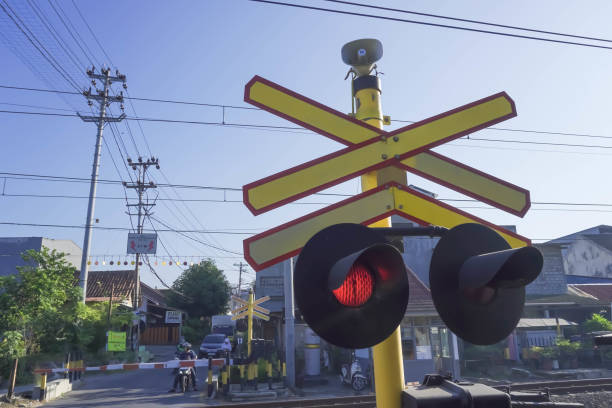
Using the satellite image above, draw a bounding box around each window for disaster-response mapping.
[401,325,415,360]
[415,327,432,360]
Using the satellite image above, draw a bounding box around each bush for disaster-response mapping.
[583,313,612,333]
[556,339,580,359]
[538,346,559,360]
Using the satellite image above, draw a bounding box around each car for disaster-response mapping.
[199,333,226,358]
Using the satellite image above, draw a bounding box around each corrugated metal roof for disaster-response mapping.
[517,318,577,328]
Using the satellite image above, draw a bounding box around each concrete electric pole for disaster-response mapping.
[233,261,247,295]
[124,156,159,349]
[78,67,126,302]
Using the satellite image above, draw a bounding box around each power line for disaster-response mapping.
[149,216,243,255]
[71,0,114,67]
[321,0,612,44]
[4,107,612,151]
[0,0,81,91]
[4,83,612,142]
[6,191,612,212]
[248,0,612,51]
[0,220,255,235]
[6,171,612,208]
[49,0,99,67]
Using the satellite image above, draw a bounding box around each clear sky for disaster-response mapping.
[2,0,612,289]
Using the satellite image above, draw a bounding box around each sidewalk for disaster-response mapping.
[0,383,35,397]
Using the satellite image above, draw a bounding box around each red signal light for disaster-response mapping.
[332,261,374,307]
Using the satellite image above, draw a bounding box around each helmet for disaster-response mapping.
[183,342,192,349]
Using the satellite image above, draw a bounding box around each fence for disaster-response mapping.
[140,326,179,345]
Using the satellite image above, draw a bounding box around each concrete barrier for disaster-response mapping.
[32,378,79,402]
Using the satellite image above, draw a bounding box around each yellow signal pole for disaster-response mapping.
[354,74,406,408]
[247,289,254,357]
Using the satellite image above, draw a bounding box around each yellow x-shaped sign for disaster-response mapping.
[243,76,529,217]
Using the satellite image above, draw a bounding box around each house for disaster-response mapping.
[0,237,81,277]
[85,270,183,345]
[524,226,612,321]
[503,226,612,358]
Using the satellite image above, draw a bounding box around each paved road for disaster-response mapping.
[44,368,215,407]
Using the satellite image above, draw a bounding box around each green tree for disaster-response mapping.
[78,301,134,352]
[167,260,231,344]
[0,247,84,354]
[583,313,612,333]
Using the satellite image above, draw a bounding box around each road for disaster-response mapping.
[44,368,216,407]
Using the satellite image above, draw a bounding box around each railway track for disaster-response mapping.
[213,378,612,407]
[496,377,612,395]
[214,394,376,408]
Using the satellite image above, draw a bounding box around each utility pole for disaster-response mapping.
[233,261,247,295]
[124,156,160,350]
[283,257,295,387]
[78,67,126,303]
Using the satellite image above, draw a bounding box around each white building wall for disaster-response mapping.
[563,238,612,278]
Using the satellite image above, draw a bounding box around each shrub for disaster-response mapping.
[583,313,612,333]
[556,339,580,358]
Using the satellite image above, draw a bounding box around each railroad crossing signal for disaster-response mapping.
[231,295,270,322]
[242,76,534,272]
[231,291,270,358]
[240,73,543,345]
[244,76,530,217]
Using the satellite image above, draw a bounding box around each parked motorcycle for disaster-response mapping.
[340,350,370,392]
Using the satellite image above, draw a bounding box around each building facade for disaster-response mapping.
[0,236,82,277]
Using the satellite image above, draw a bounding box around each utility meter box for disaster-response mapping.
[402,375,510,408]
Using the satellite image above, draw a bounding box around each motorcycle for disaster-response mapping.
[176,366,194,393]
[340,350,370,392]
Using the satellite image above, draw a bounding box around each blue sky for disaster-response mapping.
[2,0,612,288]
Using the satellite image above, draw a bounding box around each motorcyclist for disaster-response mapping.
[168,342,198,392]
[221,336,232,356]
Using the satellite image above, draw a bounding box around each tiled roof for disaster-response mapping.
[141,282,167,306]
[86,270,136,300]
[569,284,612,303]
[406,269,435,313]
[85,270,168,306]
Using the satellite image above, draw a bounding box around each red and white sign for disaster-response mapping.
[127,233,157,254]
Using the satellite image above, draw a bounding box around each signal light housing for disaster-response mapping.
[294,223,410,349]
[429,223,543,345]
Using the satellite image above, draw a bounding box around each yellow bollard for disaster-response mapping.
[39,373,47,402]
[267,361,273,390]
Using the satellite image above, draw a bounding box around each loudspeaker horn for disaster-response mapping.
[341,38,383,76]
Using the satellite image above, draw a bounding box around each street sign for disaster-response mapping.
[244,76,529,217]
[127,233,157,254]
[165,310,182,324]
[107,331,126,352]
[244,182,530,271]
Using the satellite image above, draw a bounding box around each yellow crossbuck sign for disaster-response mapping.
[243,76,529,217]
[231,295,270,322]
[241,76,532,271]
